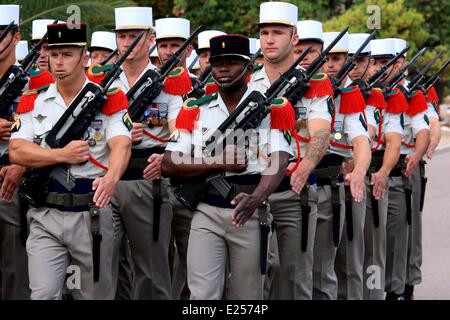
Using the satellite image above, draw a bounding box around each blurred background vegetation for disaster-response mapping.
[2,0,448,96]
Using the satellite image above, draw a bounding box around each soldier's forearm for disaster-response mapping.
[380,133,401,175]
[106,136,132,182]
[8,139,68,168]
[304,128,330,169]
[161,151,222,179]
[351,136,371,174]
[429,117,441,145]
[413,129,431,159]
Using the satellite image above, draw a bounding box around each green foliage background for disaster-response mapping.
[2,0,448,95]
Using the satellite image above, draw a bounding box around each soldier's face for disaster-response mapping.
[0,29,20,62]
[324,52,347,76]
[211,57,248,88]
[259,24,298,64]
[116,30,153,62]
[90,49,114,66]
[349,56,371,81]
[294,40,323,69]
[198,49,210,73]
[394,56,405,73]
[370,58,394,82]
[157,38,192,67]
[48,46,88,82]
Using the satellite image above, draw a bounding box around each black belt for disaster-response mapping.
[203,174,261,209]
[122,147,165,180]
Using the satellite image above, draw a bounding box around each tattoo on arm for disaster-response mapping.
[304,128,330,167]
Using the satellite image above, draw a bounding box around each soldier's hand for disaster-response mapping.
[405,152,420,177]
[345,170,365,202]
[131,122,144,143]
[290,160,314,194]
[92,174,118,208]
[231,192,260,228]
[0,119,13,141]
[0,164,26,202]
[371,169,388,200]
[426,138,439,160]
[143,153,163,180]
[61,140,90,164]
[219,145,247,173]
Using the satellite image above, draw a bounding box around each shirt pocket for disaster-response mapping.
[32,120,52,146]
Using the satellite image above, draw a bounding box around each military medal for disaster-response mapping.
[88,138,97,147]
[334,132,342,140]
[94,130,103,141]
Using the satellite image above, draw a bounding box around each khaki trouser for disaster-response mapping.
[168,185,193,300]
[265,187,318,299]
[0,187,30,300]
[385,176,409,295]
[111,178,173,300]
[27,206,114,300]
[187,202,263,300]
[335,187,367,300]
[313,183,345,300]
[406,166,423,286]
[363,178,389,300]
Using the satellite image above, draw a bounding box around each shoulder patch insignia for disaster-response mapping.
[10,114,21,133]
[359,114,368,131]
[327,96,335,117]
[122,112,133,131]
[169,129,180,142]
[424,113,430,125]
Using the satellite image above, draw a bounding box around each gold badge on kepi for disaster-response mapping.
[10,114,21,133]
[122,112,133,131]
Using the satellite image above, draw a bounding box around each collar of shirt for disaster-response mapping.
[252,66,271,90]
[343,76,352,88]
[43,77,91,108]
[207,87,252,116]
[118,60,156,91]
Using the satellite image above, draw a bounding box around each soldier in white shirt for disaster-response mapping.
[109,7,183,300]
[360,39,403,300]
[379,39,431,300]
[162,34,293,299]
[0,5,31,300]
[315,31,371,300]
[250,3,333,300]
[9,22,131,300]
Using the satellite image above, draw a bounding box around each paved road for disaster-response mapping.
[414,151,450,300]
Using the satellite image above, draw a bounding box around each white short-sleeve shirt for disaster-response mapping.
[112,61,183,149]
[10,79,131,178]
[166,89,293,176]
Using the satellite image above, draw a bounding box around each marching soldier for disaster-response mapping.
[197,30,226,73]
[88,31,117,66]
[153,17,196,299]
[30,19,54,71]
[359,38,403,300]
[162,33,293,299]
[0,4,29,300]
[334,32,373,300]
[251,2,333,300]
[9,22,132,299]
[109,7,183,300]
[381,38,430,300]
[314,31,371,300]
